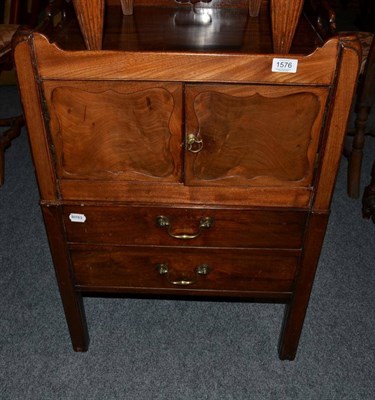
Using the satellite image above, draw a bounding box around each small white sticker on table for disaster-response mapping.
[69,213,87,223]
[272,58,298,73]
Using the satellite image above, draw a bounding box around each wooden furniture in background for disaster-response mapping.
[363,160,375,222]
[0,0,24,186]
[304,0,336,39]
[0,0,63,186]
[14,0,360,360]
[348,33,374,197]
[71,0,304,53]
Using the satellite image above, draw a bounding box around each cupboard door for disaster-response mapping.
[185,84,329,187]
[43,81,183,183]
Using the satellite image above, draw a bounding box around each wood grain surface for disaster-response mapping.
[34,33,338,84]
[45,82,182,182]
[13,4,360,358]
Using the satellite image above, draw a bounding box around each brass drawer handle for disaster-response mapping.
[156,215,214,240]
[187,133,203,153]
[156,263,210,286]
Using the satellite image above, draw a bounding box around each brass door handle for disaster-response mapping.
[156,215,214,239]
[187,133,203,153]
[156,263,210,286]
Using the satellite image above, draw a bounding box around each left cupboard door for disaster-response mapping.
[42,81,183,188]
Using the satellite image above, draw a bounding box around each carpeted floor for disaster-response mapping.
[1,73,374,399]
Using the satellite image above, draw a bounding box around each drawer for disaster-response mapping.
[70,246,299,294]
[63,205,307,249]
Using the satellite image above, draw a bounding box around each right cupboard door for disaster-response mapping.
[184,84,330,188]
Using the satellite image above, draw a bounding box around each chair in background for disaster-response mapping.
[347,31,374,198]
[0,0,25,186]
[304,0,337,39]
[362,160,375,223]
[0,0,52,186]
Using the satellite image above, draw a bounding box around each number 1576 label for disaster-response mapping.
[272,58,298,73]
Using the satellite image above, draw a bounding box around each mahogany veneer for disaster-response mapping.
[14,1,360,359]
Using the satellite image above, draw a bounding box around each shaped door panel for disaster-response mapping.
[185,84,329,187]
[43,81,183,183]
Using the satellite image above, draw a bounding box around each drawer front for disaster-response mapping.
[63,205,307,249]
[70,246,299,294]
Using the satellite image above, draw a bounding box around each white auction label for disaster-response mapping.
[272,58,298,73]
[69,213,87,223]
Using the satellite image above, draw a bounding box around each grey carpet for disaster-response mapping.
[1,85,374,400]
